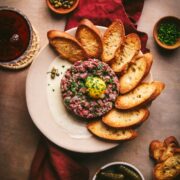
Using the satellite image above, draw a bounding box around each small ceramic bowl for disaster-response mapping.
[153,16,180,50]
[46,0,79,15]
[92,161,145,180]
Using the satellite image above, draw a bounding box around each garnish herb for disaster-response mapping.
[79,80,85,88]
[70,81,77,93]
[64,99,70,105]
[107,78,113,84]
[158,22,180,45]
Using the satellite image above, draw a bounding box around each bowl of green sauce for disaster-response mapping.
[92,162,144,180]
[153,16,180,50]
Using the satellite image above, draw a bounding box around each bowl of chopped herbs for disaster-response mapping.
[153,16,180,50]
[46,0,79,15]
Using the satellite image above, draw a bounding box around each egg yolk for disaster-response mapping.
[85,76,106,99]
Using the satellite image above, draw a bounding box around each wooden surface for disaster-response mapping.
[0,0,179,179]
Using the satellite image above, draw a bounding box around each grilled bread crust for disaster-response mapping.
[143,53,153,78]
[149,136,180,180]
[115,82,157,110]
[119,56,147,94]
[115,81,165,110]
[154,154,180,180]
[87,120,137,141]
[101,20,125,62]
[111,33,141,73]
[47,30,88,63]
[76,19,103,58]
[102,108,149,128]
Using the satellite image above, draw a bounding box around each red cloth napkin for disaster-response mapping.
[30,1,147,180]
[29,139,89,180]
[65,0,148,53]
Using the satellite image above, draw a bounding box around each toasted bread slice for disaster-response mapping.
[154,154,180,180]
[75,19,103,58]
[119,56,148,94]
[160,145,180,164]
[111,33,141,73]
[150,136,179,163]
[131,51,143,64]
[164,136,179,148]
[149,140,166,162]
[115,82,157,110]
[102,108,149,128]
[87,120,137,141]
[101,20,125,62]
[47,30,87,63]
[150,81,165,101]
[143,53,153,78]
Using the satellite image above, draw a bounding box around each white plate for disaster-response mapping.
[26,26,152,153]
[26,26,119,153]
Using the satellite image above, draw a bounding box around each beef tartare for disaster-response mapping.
[61,59,119,119]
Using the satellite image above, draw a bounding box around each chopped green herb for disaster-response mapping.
[79,81,85,88]
[107,78,113,84]
[71,82,77,88]
[103,71,108,75]
[77,92,83,96]
[64,99,70,105]
[70,81,77,93]
[71,88,76,93]
[158,22,180,45]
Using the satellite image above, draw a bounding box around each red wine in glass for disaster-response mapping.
[0,8,32,63]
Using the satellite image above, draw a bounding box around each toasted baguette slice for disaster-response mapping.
[87,120,137,141]
[111,33,141,73]
[149,136,179,163]
[154,154,180,180]
[75,19,103,58]
[119,56,148,94]
[131,51,143,64]
[143,53,153,78]
[101,20,125,62]
[150,141,175,164]
[149,140,166,162]
[115,82,157,110]
[150,81,165,101]
[164,136,179,148]
[47,30,87,63]
[102,108,149,128]
[143,53,153,79]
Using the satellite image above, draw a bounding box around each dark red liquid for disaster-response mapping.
[0,9,31,62]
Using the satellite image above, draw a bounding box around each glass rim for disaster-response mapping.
[0,6,33,65]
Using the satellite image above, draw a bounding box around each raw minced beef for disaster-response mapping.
[61,59,119,119]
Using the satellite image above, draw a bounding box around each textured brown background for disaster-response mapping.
[0,0,180,180]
